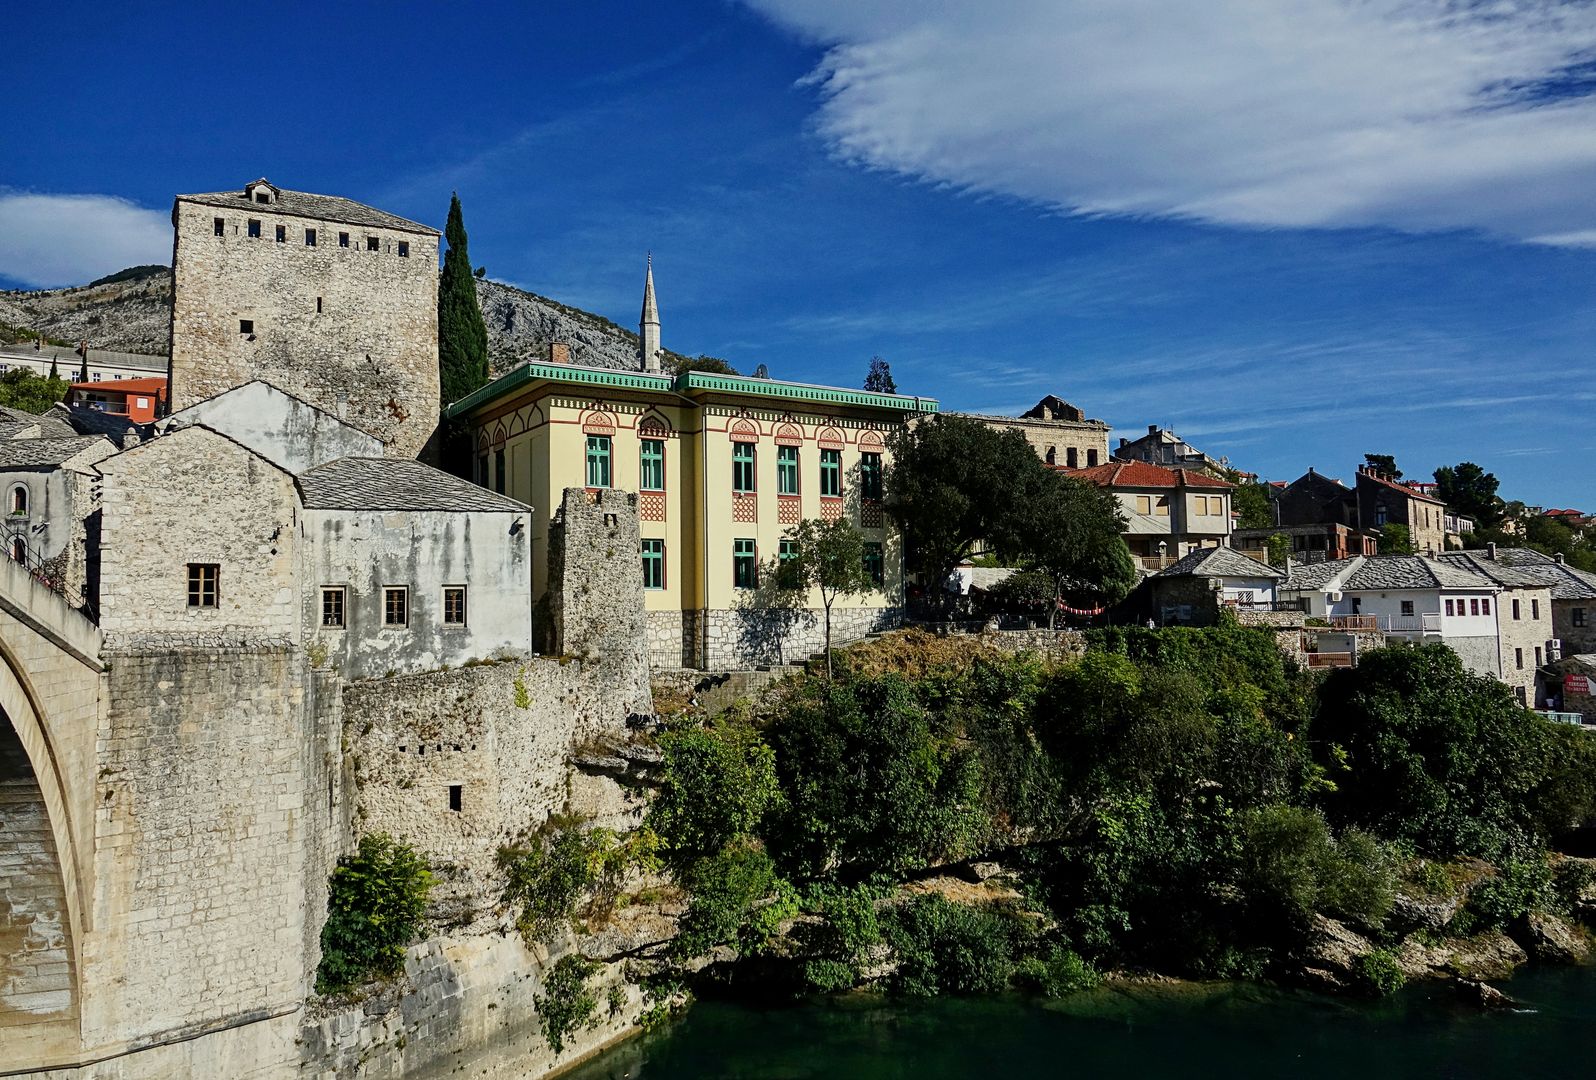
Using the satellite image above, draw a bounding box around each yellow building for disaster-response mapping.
[447,269,938,669]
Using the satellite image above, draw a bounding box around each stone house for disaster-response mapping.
[1438,550,1558,705]
[1234,522,1376,565]
[1067,459,1233,571]
[0,434,116,609]
[168,178,441,458]
[1113,425,1224,472]
[954,394,1110,469]
[1463,546,1596,659]
[1148,546,1284,626]
[1253,469,1379,561]
[446,266,937,671]
[1354,465,1447,555]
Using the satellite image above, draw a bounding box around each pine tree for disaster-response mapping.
[438,193,489,405]
[48,356,58,381]
[864,356,897,394]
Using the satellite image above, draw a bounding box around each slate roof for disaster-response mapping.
[1280,557,1358,591]
[1283,554,1493,592]
[0,436,111,468]
[296,458,530,513]
[1157,546,1283,580]
[177,183,437,235]
[1436,551,1554,590]
[1477,547,1596,601]
[51,404,145,445]
[1067,460,1231,489]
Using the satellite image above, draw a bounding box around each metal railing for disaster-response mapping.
[1225,598,1307,612]
[1538,710,1591,727]
[1326,613,1441,634]
[1305,652,1354,669]
[3,531,95,620]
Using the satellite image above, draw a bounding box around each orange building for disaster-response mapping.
[65,376,168,423]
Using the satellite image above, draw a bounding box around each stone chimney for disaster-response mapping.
[547,341,570,365]
[1487,542,1497,561]
[1555,552,1566,565]
[1148,424,1159,435]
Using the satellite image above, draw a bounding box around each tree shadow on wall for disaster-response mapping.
[731,560,815,667]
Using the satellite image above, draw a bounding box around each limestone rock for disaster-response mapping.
[1390,891,1463,933]
[1455,978,1519,1010]
[1447,930,1528,981]
[1293,915,1374,991]
[1520,911,1588,964]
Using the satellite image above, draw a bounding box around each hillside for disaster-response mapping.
[0,267,686,375]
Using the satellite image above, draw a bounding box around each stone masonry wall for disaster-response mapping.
[699,605,899,670]
[169,198,440,458]
[548,489,649,703]
[1497,587,1555,705]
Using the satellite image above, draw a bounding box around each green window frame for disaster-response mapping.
[820,448,842,498]
[640,438,665,491]
[777,538,802,589]
[585,435,611,489]
[777,445,800,495]
[863,542,884,587]
[733,538,758,589]
[733,442,756,493]
[641,539,665,590]
[860,452,883,501]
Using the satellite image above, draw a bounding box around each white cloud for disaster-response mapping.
[0,191,169,288]
[744,0,1596,242]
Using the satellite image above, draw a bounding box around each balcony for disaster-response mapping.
[1224,598,1307,613]
[1305,651,1354,669]
[1327,613,1441,635]
[1137,555,1178,571]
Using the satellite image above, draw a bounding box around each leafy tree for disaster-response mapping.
[1363,453,1400,479]
[0,369,68,413]
[1374,522,1413,555]
[1003,470,1136,625]
[1264,533,1292,567]
[781,518,875,676]
[649,721,782,870]
[1228,475,1274,530]
[667,354,740,376]
[864,356,897,394]
[316,833,433,993]
[438,193,490,405]
[1433,462,1502,528]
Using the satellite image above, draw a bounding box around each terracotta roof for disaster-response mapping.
[1356,470,1443,504]
[1063,460,1232,489]
[70,377,167,393]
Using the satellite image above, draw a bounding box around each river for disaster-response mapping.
[564,966,1596,1079]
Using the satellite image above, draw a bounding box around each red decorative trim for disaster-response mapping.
[582,409,617,435]
[861,501,883,529]
[820,497,843,523]
[491,426,507,450]
[859,429,885,450]
[778,495,801,524]
[640,492,666,521]
[774,422,803,446]
[733,492,758,523]
[817,426,845,450]
[729,418,760,443]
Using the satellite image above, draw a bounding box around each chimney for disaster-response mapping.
[1148,424,1159,435]
[1555,552,1566,565]
[1486,542,1497,561]
[547,341,570,365]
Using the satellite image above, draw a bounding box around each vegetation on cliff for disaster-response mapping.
[315,833,434,994]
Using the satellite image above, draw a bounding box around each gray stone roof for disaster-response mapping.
[52,404,144,445]
[0,435,111,468]
[1476,547,1596,600]
[177,183,436,235]
[296,458,529,513]
[1281,557,1358,591]
[1436,551,1552,590]
[1157,546,1283,580]
[1282,555,1495,592]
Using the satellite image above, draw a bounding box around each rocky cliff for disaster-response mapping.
[0,267,673,374]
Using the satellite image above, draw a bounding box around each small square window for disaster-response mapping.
[213,217,225,236]
[274,224,286,243]
[305,228,317,247]
[321,587,346,628]
[339,231,350,247]
[239,319,254,335]
[366,236,380,252]
[187,563,218,608]
[1400,600,1414,617]
[247,219,261,238]
[255,191,270,204]
[398,240,409,257]
[384,587,409,627]
[443,586,467,626]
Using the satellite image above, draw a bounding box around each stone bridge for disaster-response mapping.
[0,554,102,1066]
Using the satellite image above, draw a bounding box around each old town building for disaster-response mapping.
[955,395,1110,469]
[1067,459,1234,570]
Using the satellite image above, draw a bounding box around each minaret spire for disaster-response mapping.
[640,254,661,373]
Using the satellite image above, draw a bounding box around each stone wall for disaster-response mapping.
[164,380,384,474]
[96,426,300,645]
[645,609,693,670]
[699,605,899,670]
[169,197,440,459]
[547,489,648,701]
[1497,586,1555,705]
[1553,600,1596,659]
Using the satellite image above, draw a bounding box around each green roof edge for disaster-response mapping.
[446,363,941,419]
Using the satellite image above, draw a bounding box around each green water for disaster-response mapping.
[566,967,1596,1079]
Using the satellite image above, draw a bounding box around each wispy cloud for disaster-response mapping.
[0,191,169,288]
[744,0,1596,243]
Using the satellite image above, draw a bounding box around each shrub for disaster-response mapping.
[1012,944,1101,998]
[649,721,781,870]
[882,895,1027,997]
[499,823,660,943]
[794,885,884,992]
[1232,806,1395,935]
[674,839,795,958]
[1355,948,1406,997]
[1465,855,1553,931]
[536,955,599,1054]
[316,834,433,993]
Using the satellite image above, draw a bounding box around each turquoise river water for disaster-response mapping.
[564,965,1596,1079]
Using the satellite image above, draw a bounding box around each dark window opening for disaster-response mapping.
[860,452,883,501]
[321,587,345,628]
[305,228,317,247]
[187,563,219,608]
[339,231,350,247]
[448,785,462,812]
[247,218,261,238]
[494,448,506,494]
[366,236,380,251]
[1066,447,1078,468]
[254,191,270,204]
[315,297,322,314]
[734,539,758,589]
[443,587,467,626]
[864,542,884,587]
[9,537,24,563]
[213,217,225,236]
[398,240,409,257]
[239,319,254,335]
[642,539,665,590]
[1087,449,1099,466]
[274,224,286,243]
[384,587,408,627]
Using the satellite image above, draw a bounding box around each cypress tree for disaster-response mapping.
[438,193,489,405]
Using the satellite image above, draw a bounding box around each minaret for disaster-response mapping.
[640,254,661,373]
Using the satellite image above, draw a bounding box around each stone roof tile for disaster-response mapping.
[0,435,111,468]
[177,185,436,235]
[296,458,530,513]
[1157,546,1283,580]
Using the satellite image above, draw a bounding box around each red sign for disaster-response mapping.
[1566,674,1592,696]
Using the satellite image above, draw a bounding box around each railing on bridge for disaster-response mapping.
[4,533,94,620]
[1538,710,1591,727]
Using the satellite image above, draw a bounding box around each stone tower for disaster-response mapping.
[639,254,661,373]
[168,179,441,459]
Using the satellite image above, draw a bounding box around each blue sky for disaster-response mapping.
[4,0,1595,506]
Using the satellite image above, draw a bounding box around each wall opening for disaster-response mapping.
[448,785,462,812]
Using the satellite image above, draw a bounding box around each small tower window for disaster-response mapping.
[247,219,261,238]
[239,319,254,335]
[213,217,225,237]
[254,191,270,204]
[274,224,286,243]
[448,785,463,812]
[305,228,317,247]
[339,232,350,248]
[187,563,219,608]
[9,537,24,563]
[397,241,409,257]
[316,297,322,314]
[366,236,380,251]
[9,485,27,516]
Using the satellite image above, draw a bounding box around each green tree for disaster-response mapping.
[864,356,897,394]
[1227,474,1274,530]
[1004,470,1136,625]
[667,354,740,376]
[1264,533,1292,567]
[1363,453,1401,479]
[438,193,489,405]
[782,518,875,676]
[648,721,782,870]
[315,834,433,993]
[0,369,69,413]
[1433,462,1502,529]
[1374,522,1413,555]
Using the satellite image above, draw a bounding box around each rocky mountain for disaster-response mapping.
[0,267,679,375]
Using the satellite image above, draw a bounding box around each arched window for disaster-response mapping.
[8,485,26,517]
[1045,447,1056,465]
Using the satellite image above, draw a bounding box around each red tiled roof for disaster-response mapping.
[70,377,167,393]
[1060,460,1232,489]
[1356,469,1443,504]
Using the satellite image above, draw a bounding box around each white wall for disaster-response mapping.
[166,381,383,474]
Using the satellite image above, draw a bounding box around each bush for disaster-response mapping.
[882,895,1027,997]
[1012,944,1101,998]
[649,721,781,870]
[1465,855,1553,931]
[1355,948,1406,997]
[674,839,796,958]
[499,823,660,943]
[316,834,433,993]
[793,885,884,992]
[536,955,599,1055]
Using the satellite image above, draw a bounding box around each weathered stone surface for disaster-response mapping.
[1455,977,1519,1010]
[1447,931,1530,980]
[1390,890,1464,933]
[1521,911,1589,964]
[1293,915,1374,991]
